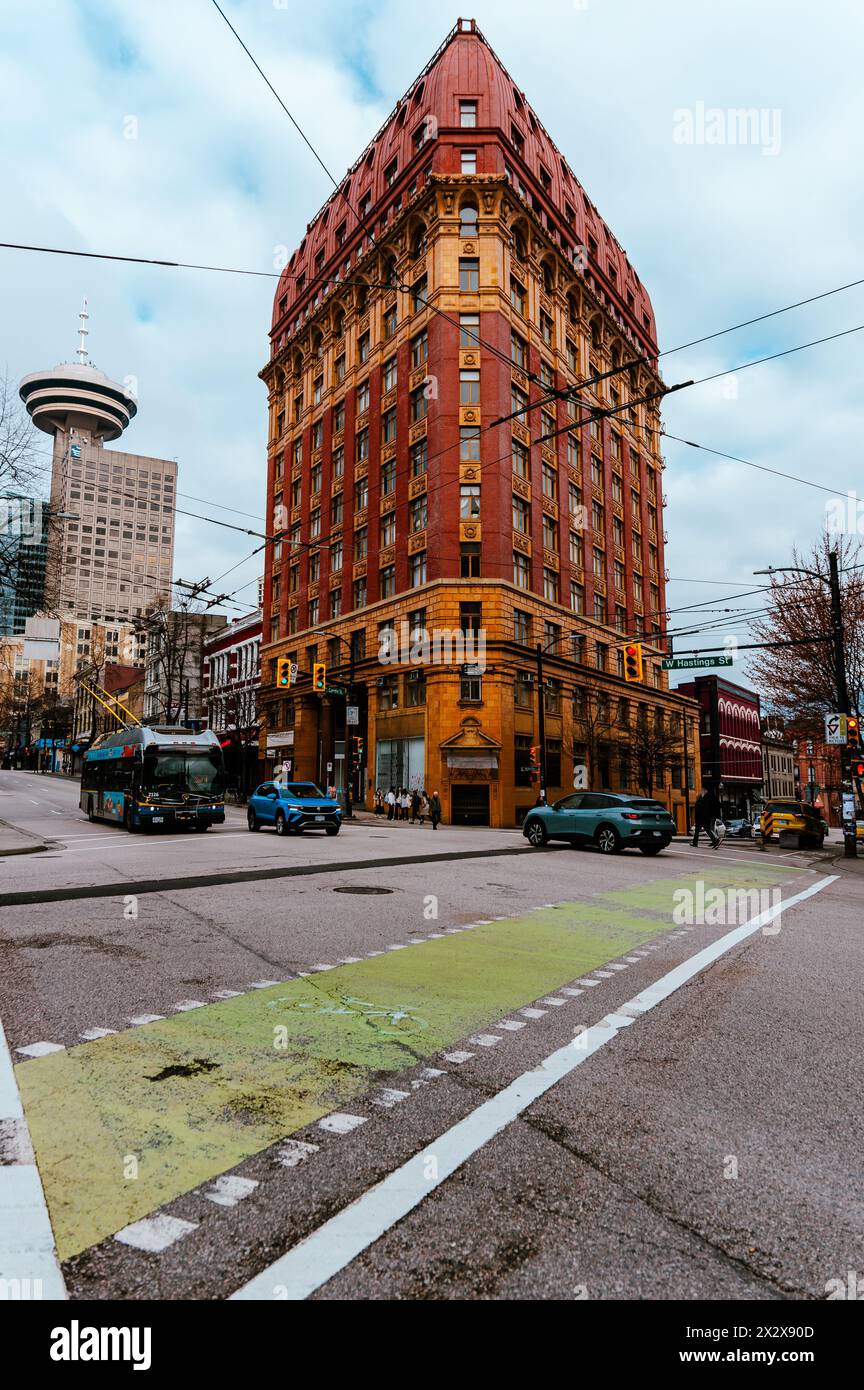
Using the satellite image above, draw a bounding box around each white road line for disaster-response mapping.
[204,1175,259,1207]
[0,1016,66,1299]
[317,1113,367,1135]
[58,832,251,854]
[15,1042,64,1059]
[230,873,838,1301]
[114,1214,197,1252]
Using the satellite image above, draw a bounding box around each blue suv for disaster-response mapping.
[247,781,342,836]
[522,792,675,855]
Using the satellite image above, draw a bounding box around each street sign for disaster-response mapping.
[842,791,855,822]
[346,705,359,725]
[326,684,346,697]
[825,713,847,745]
[573,763,588,790]
[662,656,734,670]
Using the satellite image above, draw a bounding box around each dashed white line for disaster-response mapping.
[129,1014,164,1026]
[79,1028,116,1041]
[115,1213,197,1252]
[15,1042,64,1059]
[317,1113,367,1135]
[276,1140,319,1168]
[442,1051,474,1065]
[371,1088,410,1108]
[204,1175,259,1207]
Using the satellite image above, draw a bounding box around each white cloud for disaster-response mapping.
[3,0,862,677]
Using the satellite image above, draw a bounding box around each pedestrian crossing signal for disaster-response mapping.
[276,658,291,687]
[623,642,643,683]
[313,662,327,692]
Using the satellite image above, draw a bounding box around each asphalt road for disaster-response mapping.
[1,768,861,1302]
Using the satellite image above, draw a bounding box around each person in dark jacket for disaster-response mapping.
[692,784,721,849]
[429,791,442,830]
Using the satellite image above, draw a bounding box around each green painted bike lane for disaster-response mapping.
[16,863,796,1260]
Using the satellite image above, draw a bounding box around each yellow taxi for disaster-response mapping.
[759,799,825,849]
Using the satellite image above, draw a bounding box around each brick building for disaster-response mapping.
[259,18,699,827]
[677,674,763,820]
[203,610,263,795]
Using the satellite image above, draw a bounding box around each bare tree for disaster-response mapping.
[750,532,864,723]
[629,712,685,799]
[570,684,617,786]
[1,369,47,591]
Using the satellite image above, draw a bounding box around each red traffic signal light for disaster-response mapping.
[852,759,864,780]
[623,642,643,683]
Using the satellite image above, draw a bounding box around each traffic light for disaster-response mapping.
[529,745,539,781]
[313,662,327,692]
[847,714,860,748]
[623,642,643,683]
[852,758,864,780]
[276,658,291,687]
[352,735,365,765]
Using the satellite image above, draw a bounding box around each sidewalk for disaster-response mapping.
[0,818,48,857]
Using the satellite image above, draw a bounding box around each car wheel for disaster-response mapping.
[526,819,548,847]
[595,824,621,855]
[275,811,287,836]
[325,825,340,836]
[247,808,260,832]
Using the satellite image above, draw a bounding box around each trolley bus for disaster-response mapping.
[80,725,226,832]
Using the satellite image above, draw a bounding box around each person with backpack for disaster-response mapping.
[692,784,722,849]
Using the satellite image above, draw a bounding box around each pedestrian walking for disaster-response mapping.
[418,790,428,825]
[692,785,722,849]
[386,786,396,821]
[410,788,421,823]
[400,788,410,821]
[374,788,384,816]
[429,790,442,831]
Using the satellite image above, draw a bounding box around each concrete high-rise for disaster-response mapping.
[19,303,177,630]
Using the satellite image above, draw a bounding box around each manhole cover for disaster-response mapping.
[333,885,394,895]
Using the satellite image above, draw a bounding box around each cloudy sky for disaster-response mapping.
[3,0,862,683]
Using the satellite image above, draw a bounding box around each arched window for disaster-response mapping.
[333,308,345,338]
[383,256,398,288]
[412,223,427,258]
[512,228,526,261]
[542,261,555,294]
[357,281,369,313]
[459,201,478,238]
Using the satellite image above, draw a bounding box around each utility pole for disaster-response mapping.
[535,642,547,803]
[345,641,355,820]
[828,549,857,859]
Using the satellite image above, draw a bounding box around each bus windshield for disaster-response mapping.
[141,750,225,800]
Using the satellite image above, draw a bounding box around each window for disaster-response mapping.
[542,515,558,552]
[411,330,428,366]
[510,277,526,315]
[410,494,427,532]
[310,508,321,540]
[459,201,478,237]
[332,445,344,479]
[460,369,480,404]
[381,407,397,444]
[459,313,479,348]
[460,99,477,127]
[381,457,396,495]
[330,538,343,571]
[566,338,579,373]
[595,641,608,672]
[383,356,397,392]
[540,311,554,347]
[357,332,370,364]
[511,383,529,422]
[333,400,345,433]
[410,385,428,422]
[460,672,482,702]
[514,609,531,645]
[411,438,428,476]
[512,494,530,533]
[410,550,427,587]
[411,275,427,313]
[515,733,534,786]
[460,426,480,462]
[406,671,426,706]
[310,461,322,495]
[356,380,370,414]
[355,476,368,510]
[459,257,479,290]
[461,542,481,577]
[570,580,584,614]
[543,567,559,602]
[512,438,529,479]
[384,156,398,188]
[356,427,369,463]
[541,460,557,501]
[379,563,396,598]
[568,479,582,516]
[460,601,482,635]
[513,551,530,588]
[353,577,367,609]
[460,485,480,518]
[353,526,368,561]
[460,149,477,174]
[313,375,323,406]
[383,303,398,339]
[381,511,396,547]
[511,331,528,369]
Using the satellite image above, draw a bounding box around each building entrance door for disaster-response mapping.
[451,784,490,827]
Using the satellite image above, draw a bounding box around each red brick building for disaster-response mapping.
[677,675,763,819]
[259,18,699,826]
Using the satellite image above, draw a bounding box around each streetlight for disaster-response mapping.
[755,553,857,858]
[322,632,358,820]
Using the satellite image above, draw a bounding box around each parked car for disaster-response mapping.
[247,781,342,836]
[522,791,675,855]
[724,817,753,838]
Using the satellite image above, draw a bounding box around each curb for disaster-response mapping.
[0,818,49,858]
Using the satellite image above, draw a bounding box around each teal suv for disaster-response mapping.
[247,781,342,836]
[522,792,675,855]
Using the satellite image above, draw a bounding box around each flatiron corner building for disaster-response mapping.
[260,19,700,827]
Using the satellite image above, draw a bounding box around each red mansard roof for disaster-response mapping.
[270,18,656,348]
